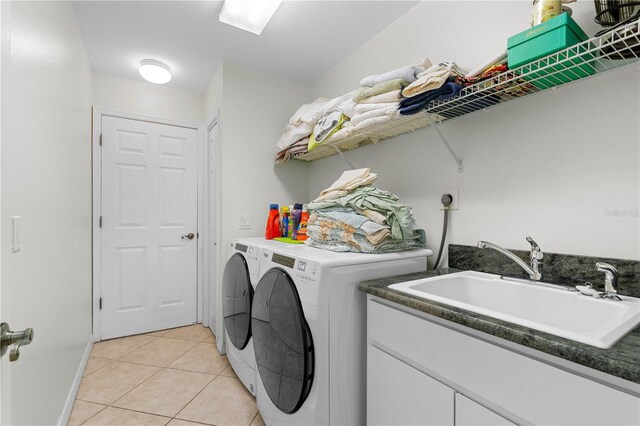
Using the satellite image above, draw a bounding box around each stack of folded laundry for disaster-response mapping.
[306,168,426,253]
[275,55,513,161]
[276,93,356,162]
[398,62,468,115]
[275,137,310,163]
[315,58,433,146]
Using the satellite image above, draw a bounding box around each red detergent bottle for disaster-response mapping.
[265,204,281,239]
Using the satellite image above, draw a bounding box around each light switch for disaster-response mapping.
[239,215,252,230]
[12,216,22,252]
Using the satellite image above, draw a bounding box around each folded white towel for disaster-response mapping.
[360,58,433,87]
[353,103,396,115]
[402,62,470,98]
[349,105,397,127]
[358,89,402,104]
[317,168,378,201]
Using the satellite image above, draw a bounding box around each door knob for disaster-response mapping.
[1,322,34,362]
[181,233,195,240]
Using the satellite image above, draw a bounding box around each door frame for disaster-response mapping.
[204,113,222,344]
[92,108,206,342]
[0,1,9,422]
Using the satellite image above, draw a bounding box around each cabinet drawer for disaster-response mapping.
[455,393,514,426]
[368,298,640,425]
[368,345,454,426]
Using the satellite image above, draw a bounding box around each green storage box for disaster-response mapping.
[508,13,595,89]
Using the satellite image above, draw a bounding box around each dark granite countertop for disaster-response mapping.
[359,268,640,385]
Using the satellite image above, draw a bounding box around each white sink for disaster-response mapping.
[389,271,640,349]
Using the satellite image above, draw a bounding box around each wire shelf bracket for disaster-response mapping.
[333,146,356,170]
[425,114,464,173]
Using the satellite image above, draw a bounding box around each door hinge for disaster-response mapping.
[99,216,102,228]
[99,297,102,310]
[99,133,102,146]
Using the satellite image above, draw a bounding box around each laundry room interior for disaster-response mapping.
[0,0,639,425]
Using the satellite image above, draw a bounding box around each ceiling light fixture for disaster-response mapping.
[219,0,283,35]
[139,59,171,84]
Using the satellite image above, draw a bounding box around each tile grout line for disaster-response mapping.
[105,335,208,369]
[79,405,173,426]
[90,335,160,363]
[92,328,210,364]
[249,410,260,426]
[164,338,206,367]
[75,401,108,426]
[171,369,222,423]
[81,356,223,419]
[79,334,217,405]
[107,365,167,408]
[80,359,114,379]
[77,327,220,424]
[172,374,257,426]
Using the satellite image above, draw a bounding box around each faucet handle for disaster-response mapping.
[596,262,619,297]
[526,236,543,260]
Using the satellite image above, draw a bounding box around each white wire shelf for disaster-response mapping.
[292,18,640,162]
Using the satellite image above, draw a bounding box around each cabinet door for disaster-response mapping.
[455,393,515,426]
[368,345,454,426]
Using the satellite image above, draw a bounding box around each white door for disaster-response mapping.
[207,123,219,338]
[101,116,198,339]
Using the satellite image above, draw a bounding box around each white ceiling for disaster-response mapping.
[72,1,419,92]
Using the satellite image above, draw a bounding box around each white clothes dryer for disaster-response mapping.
[251,245,432,425]
[222,237,288,395]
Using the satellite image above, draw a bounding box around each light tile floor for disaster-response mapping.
[69,324,265,426]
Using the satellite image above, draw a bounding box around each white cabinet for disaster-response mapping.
[455,394,514,426]
[368,345,454,426]
[367,296,640,425]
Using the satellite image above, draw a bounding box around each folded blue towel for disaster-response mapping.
[398,82,464,115]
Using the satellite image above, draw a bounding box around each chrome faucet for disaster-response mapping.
[526,236,544,278]
[596,262,621,300]
[477,236,543,281]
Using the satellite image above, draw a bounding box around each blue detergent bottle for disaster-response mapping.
[281,205,290,238]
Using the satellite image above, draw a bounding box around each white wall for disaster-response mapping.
[203,63,223,124]
[1,1,93,424]
[308,0,639,262]
[218,62,310,245]
[203,61,311,339]
[93,72,203,123]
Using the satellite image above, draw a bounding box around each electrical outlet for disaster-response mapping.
[440,188,459,210]
[238,215,252,230]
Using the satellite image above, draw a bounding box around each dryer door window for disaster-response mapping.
[223,253,253,350]
[252,268,314,414]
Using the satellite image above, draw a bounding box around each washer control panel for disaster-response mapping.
[270,252,319,283]
[294,259,319,284]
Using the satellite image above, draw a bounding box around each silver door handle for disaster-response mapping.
[1,322,34,362]
[181,233,195,240]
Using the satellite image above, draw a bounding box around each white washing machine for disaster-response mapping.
[222,237,291,395]
[251,245,432,425]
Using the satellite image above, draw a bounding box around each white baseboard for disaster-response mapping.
[58,335,93,426]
